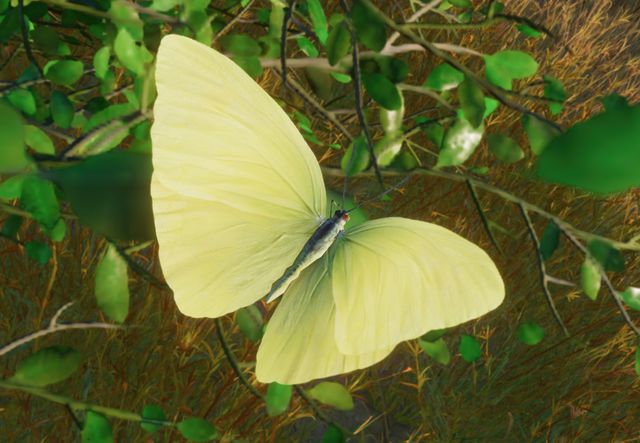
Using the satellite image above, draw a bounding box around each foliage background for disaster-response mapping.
[1,0,639,441]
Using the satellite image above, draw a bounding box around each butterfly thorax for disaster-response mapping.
[265,210,349,302]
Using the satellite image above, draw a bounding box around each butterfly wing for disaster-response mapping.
[151,35,327,317]
[256,253,393,385]
[332,218,504,354]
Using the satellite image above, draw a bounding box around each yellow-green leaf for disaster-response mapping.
[95,243,130,323]
[10,346,82,387]
[307,382,354,411]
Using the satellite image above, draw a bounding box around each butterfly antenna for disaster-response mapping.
[347,176,411,212]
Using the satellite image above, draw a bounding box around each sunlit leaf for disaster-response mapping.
[580,257,601,301]
[521,114,560,155]
[307,382,354,411]
[296,36,319,57]
[351,0,386,52]
[436,117,484,168]
[50,91,74,129]
[425,63,464,91]
[95,243,130,323]
[341,135,370,175]
[93,46,111,80]
[44,59,84,86]
[517,24,542,38]
[266,382,292,416]
[326,20,351,66]
[539,221,560,261]
[419,337,451,365]
[374,133,403,167]
[9,346,82,387]
[307,0,328,44]
[620,287,640,311]
[487,134,523,163]
[516,322,545,345]
[176,418,218,442]
[114,28,145,75]
[7,88,36,115]
[232,55,263,79]
[81,411,113,443]
[484,50,538,90]
[458,76,485,128]
[236,305,263,342]
[330,72,351,83]
[362,73,401,110]
[0,102,28,172]
[459,335,482,362]
[24,125,54,154]
[141,404,166,433]
[537,104,640,194]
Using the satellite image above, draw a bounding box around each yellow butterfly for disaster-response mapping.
[150,35,504,385]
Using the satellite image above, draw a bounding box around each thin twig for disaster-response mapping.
[465,179,502,253]
[212,0,255,43]
[559,228,640,338]
[279,1,296,88]
[341,0,384,191]
[320,166,640,253]
[0,302,121,358]
[112,243,169,290]
[18,0,43,76]
[384,0,442,49]
[214,318,264,400]
[518,204,570,337]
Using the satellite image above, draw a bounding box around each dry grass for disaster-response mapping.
[1,0,640,442]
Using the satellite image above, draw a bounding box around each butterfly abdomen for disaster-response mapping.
[265,211,349,303]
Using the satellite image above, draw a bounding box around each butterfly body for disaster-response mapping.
[266,210,350,303]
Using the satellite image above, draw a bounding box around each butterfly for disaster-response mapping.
[150,35,505,385]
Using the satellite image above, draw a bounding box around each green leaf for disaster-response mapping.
[425,63,464,91]
[419,337,451,365]
[599,94,628,112]
[95,243,130,323]
[341,135,370,176]
[449,0,471,6]
[543,75,566,115]
[374,133,403,167]
[539,221,560,261]
[266,382,292,416]
[114,28,145,75]
[351,0,386,52]
[232,56,263,79]
[177,418,218,442]
[0,8,20,43]
[81,411,113,443]
[620,287,640,311]
[484,50,538,90]
[45,151,154,241]
[488,134,523,163]
[459,335,482,362]
[44,60,84,86]
[84,103,137,133]
[322,424,345,443]
[24,125,55,154]
[32,26,64,55]
[307,0,328,44]
[236,305,263,342]
[221,33,261,56]
[0,102,27,173]
[50,91,74,129]
[330,72,351,83]
[419,120,444,147]
[516,322,545,345]
[458,76,485,128]
[516,24,542,38]
[521,114,559,155]
[326,20,351,66]
[307,382,354,411]
[296,36,319,57]
[10,346,82,387]
[20,176,60,230]
[362,73,401,110]
[580,257,601,301]
[93,46,111,80]
[7,88,36,115]
[2,215,23,237]
[26,241,52,265]
[375,56,408,84]
[0,175,26,200]
[587,240,624,273]
[421,328,448,342]
[537,104,640,194]
[150,0,179,12]
[49,218,66,242]
[436,117,484,168]
[141,404,166,433]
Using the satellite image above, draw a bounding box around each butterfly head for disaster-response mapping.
[333,210,350,225]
